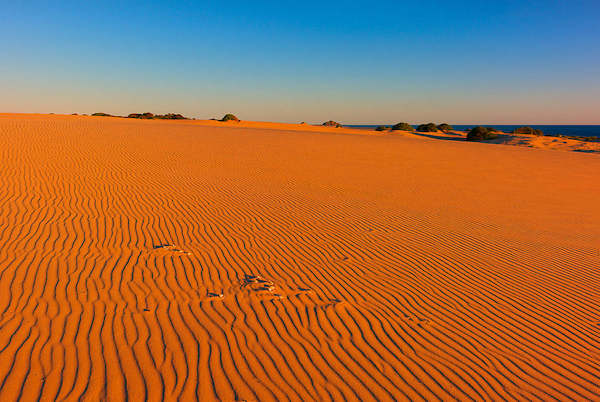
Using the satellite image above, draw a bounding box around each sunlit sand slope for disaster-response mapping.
[0,114,599,401]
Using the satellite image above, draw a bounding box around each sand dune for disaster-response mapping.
[397,129,600,153]
[0,113,599,401]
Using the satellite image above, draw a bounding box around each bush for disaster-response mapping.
[156,113,186,120]
[323,120,342,128]
[128,112,188,120]
[375,125,389,131]
[553,134,598,142]
[513,126,543,136]
[437,123,453,132]
[485,127,498,133]
[391,122,413,131]
[416,123,438,132]
[92,112,112,117]
[221,114,240,122]
[466,126,498,141]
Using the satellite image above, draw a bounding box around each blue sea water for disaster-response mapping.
[349,125,600,138]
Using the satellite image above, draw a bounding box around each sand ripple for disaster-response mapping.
[0,114,599,401]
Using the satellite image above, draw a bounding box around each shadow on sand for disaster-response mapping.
[403,131,512,143]
[573,149,600,154]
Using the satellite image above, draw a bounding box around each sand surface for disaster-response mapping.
[396,129,600,153]
[0,113,599,401]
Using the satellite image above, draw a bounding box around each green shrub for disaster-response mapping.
[416,123,438,132]
[437,123,453,132]
[323,120,342,128]
[221,114,240,122]
[92,112,112,117]
[391,122,413,131]
[156,113,186,120]
[513,126,543,136]
[375,125,389,131]
[128,112,188,120]
[466,126,498,141]
[555,134,598,142]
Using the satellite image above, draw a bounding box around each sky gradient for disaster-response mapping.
[2,0,599,124]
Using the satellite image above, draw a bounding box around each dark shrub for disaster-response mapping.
[375,125,389,131]
[485,127,498,133]
[92,112,112,117]
[323,120,342,128]
[156,113,187,120]
[513,126,543,136]
[416,123,438,132]
[437,123,453,132]
[221,114,240,122]
[128,112,187,120]
[128,112,154,119]
[466,126,498,141]
[556,134,598,142]
[391,122,413,131]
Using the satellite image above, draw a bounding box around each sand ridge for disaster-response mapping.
[0,114,599,401]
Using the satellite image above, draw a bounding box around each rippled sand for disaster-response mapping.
[0,113,598,401]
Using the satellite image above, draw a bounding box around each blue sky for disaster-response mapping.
[1,0,599,123]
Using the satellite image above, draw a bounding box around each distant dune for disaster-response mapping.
[0,113,599,400]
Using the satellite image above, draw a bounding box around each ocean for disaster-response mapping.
[349,125,600,138]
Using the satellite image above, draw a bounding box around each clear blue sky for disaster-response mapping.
[1,0,599,123]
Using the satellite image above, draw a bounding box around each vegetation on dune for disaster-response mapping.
[466,126,499,141]
[91,112,112,117]
[391,122,413,131]
[221,114,240,122]
[416,123,438,132]
[157,113,186,120]
[323,120,343,128]
[437,123,453,132]
[127,112,154,119]
[513,126,544,136]
[127,112,188,120]
[554,134,598,142]
[375,125,389,131]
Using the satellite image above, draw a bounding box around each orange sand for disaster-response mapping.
[397,129,600,153]
[0,113,599,401]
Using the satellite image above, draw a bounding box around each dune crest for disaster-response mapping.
[0,114,599,401]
